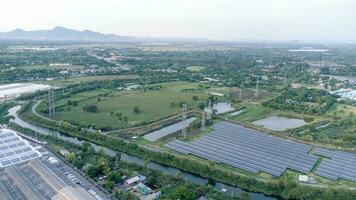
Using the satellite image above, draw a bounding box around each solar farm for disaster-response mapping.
[165,121,356,182]
[0,128,108,200]
[314,148,356,182]
[0,129,42,168]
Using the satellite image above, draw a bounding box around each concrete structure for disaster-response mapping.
[298,175,309,183]
[126,176,140,185]
[52,186,96,200]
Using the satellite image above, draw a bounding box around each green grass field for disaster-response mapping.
[52,81,209,130]
[36,75,140,86]
[326,103,356,120]
[232,104,273,122]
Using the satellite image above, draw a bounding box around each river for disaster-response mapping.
[8,106,277,200]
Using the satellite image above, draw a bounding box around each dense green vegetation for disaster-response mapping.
[0,102,15,123]
[263,88,336,115]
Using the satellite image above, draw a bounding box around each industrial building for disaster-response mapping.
[0,83,51,101]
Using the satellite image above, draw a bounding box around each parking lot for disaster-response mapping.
[0,147,109,200]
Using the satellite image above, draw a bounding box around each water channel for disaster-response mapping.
[8,106,277,200]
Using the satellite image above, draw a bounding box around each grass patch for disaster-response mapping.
[36,75,140,86]
[51,81,210,130]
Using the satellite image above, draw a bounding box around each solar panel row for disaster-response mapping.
[165,121,318,176]
[0,129,42,168]
[314,148,356,182]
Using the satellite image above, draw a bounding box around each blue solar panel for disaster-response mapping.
[165,121,317,176]
[314,148,356,182]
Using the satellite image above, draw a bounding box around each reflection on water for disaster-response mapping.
[205,102,235,114]
[144,117,196,141]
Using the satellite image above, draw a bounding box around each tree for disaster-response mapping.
[72,101,78,107]
[86,166,100,178]
[103,180,115,191]
[65,152,76,163]
[134,106,140,113]
[166,186,197,200]
[98,157,110,174]
[83,105,98,113]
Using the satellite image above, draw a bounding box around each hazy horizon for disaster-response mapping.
[1,0,356,41]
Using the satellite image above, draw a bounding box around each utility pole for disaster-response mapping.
[48,89,55,118]
[182,104,187,138]
[254,75,259,98]
[48,90,52,117]
[239,81,243,99]
[201,112,206,130]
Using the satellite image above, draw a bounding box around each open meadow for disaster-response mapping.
[48,81,210,130]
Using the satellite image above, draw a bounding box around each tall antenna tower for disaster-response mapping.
[182,104,187,138]
[48,89,55,118]
[349,73,352,82]
[201,112,206,130]
[283,71,287,87]
[254,75,259,98]
[239,81,243,99]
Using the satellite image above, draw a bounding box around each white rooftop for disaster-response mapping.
[0,83,51,99]
[0,129,42,168]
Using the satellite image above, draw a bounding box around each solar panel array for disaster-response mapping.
[0,129,42,168]
[165,121,318,176]
[314,148,356,182]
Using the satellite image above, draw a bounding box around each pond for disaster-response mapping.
[204,102,235,114]
[143,117,196,141]
[8,106,277,200]
[252,116,306,131]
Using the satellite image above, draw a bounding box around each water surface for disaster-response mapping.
[143,117,196,141]
[252,116,306,131]
[205,102,235,114]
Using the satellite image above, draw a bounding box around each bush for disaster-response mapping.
[83,105,98,113]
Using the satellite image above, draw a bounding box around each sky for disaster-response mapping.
[1,0,356,41]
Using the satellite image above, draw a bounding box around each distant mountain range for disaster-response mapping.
[0,26,212,43]
[1,27,353,44]
[0,26,138,42]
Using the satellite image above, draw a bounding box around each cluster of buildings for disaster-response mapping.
[330,88,356,101]
[122,174,161,200]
